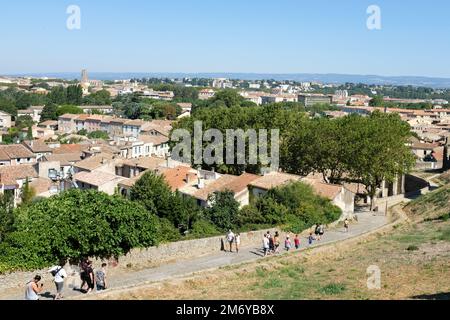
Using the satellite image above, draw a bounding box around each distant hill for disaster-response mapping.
[7,72,450,88]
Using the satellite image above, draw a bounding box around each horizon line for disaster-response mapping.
[3,71,450,80]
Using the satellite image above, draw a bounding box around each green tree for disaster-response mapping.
[350,111,415,210]
[66,85,83,105]
[0,192,15,242]
[130,171,173,219]
[209,89,245,108]
[206,191,240,231]
[15,115,34,130]
[87,130,109,140]
[77,129,88,136]
[369,95,384,107]
[48,86,67,105]
[20,178,36,206]
[57,105,84,116]
[26,126,33,140]
[40,103,58,121]
[83,89,111,106]
[0,189,160,270]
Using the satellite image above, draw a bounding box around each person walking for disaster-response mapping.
[96,263,108,291]
[315,224,321,240]
[285,235,292,251]
[85,261,95,293]
[308,232,314,246]
[344,218,349,233]
[49,264,67,300]
[263,234,270,256]
[273,231,280,253]
[317,224,325,241]
[25,275,44,300]
[79,258,89,292]
[267,231,274,253]
[235,233,241,253]
[294,234,300,249]
[226,230,235,252]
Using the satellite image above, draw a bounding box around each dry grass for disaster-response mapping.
[93,219,450,300]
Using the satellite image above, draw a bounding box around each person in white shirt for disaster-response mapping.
[235,234,241,253]
[263,234,270,256]
[49,265,67,300]
[226,230,235,252]
[25,275,44,300]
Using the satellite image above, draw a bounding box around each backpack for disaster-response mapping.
[50,267,62,277]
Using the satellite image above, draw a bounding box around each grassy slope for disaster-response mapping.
[97,186,450,300]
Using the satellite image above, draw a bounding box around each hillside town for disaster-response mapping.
[2,70,445,213]
[2,0,450,305]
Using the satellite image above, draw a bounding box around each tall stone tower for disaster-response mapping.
[81,69,88,83]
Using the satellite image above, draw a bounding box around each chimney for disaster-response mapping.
[185,174,190,184]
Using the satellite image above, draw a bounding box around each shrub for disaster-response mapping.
[319,283,346,295]
[206,191,240,231]
[0,189,160,272]
[87,130,109,140]
[189,219,221,238]
[406,245,419,251]
[158,218,181,243]
[249,182,342,231]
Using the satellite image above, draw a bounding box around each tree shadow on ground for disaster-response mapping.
[411,292,450,300]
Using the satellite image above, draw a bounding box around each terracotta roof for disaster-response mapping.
[74,153,113,171]
[411,142,439,150]
[39,120,58,126]
[301,178,342,200]
[343,182,368,195]
[74,114,90,121]
[122,157,166,170]
[158,166,197,191]
[118,174,143,188]
[53,144,84,154]
[59,114,80,119]
[85,115,105,122]
[73,170,123,187]
[432,147,444,161]
[0,144,36,160]
[124,119,145,126]
[44,153,83,166]
[249,172,301,190]
[139,135,169,146]
[22,140,52,153]
[29,177,54,195]
[180,174,239,201]
[221,173,260,194]
[0,164,38,186]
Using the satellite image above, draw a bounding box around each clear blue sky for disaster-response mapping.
[1,0,449,77]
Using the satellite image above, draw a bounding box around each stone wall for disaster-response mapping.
[0,227,281,291]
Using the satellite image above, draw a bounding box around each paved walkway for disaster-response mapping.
[0,210,388,300]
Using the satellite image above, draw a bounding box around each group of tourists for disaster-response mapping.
[79,258,108,294]
[263,231,302,256]
[225,230,241,253]
[262,223,332,256]
[25,259,108,300]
